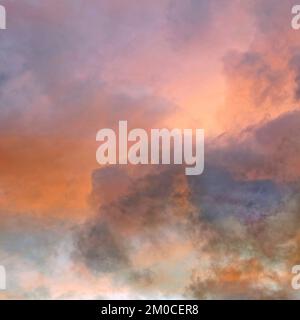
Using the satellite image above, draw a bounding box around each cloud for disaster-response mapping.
[76,222,129,273]
[72,108,300,298]
[209,110,300,181]
[167,0,213,45]
[1,0,300,299]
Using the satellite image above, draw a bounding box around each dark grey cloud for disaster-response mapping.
[75,222,129,273]
[74,108,300,298]
[188,166,283,223]
[75,166,185,275]
[209,110,300,181]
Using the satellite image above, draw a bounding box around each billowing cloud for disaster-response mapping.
[1,0,300,299]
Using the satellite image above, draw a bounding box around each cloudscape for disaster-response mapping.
[0,0,300,299]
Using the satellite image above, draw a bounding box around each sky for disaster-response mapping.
[0,0,300,299]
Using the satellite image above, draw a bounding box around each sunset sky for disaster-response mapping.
[0,0,300,299]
